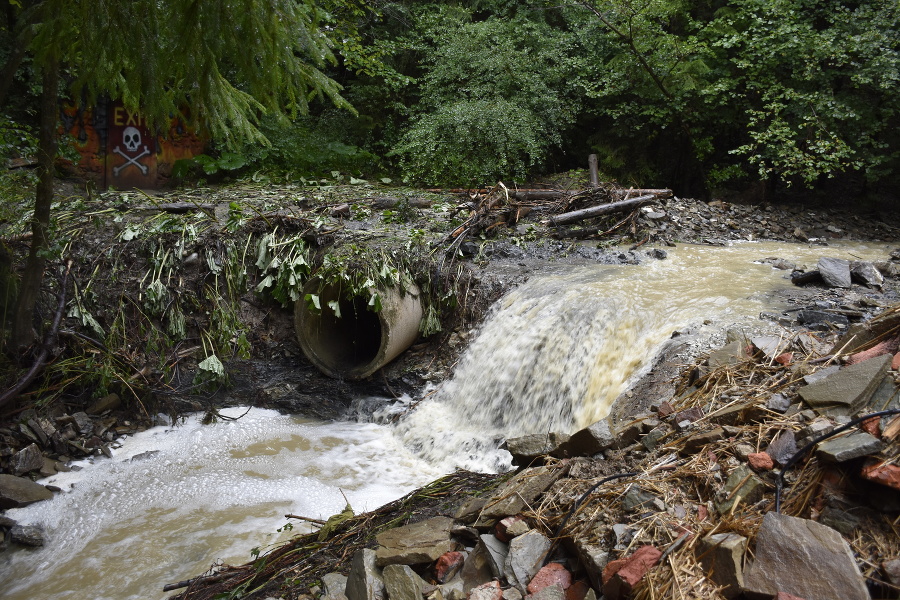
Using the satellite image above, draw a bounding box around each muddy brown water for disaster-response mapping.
[0,241,893,600]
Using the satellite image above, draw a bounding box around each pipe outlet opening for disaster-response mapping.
[294,280,423,380]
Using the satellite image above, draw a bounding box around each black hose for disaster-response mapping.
[774,408,900,513]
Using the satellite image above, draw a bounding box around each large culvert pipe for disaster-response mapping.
[294,279,423,379]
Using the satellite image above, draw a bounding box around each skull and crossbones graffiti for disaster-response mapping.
[112,127,150,176]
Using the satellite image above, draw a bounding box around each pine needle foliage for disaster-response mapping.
[26,0,353,147]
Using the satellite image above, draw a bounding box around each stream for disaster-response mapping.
[0,241,893,599]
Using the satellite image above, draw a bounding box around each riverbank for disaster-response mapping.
[1,180,899,598]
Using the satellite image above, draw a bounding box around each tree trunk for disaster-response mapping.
[10,56,58,350]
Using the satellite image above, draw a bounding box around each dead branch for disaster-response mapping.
[548,194,656,226]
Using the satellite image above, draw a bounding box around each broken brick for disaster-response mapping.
[748,452,774,471]
[527,563,571,595]
[861,460,900,491]
[601,545,661,600]
[435,551,465,583]
[861,417,881,438]
[674,407,704,424]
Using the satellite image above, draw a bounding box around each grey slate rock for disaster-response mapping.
[698,533,746,599]
[818,257,852,288]
[798,354,892,416]
[10,524,45,547]
[0,474,53,509]
[850,260,884,287]
[868,375,900,411]
[622,487,664,513]
[346,549,385,600]
[505,432,570,464]
[766,393,791,413]
[72,411,94,436]
[459,542,494,592]
[375,516,457,567]
[765,430,798,467]
[11,443,43,476]
[504,530,551,593]
[819,507,861,535]
[816,431,883,462]
[382,565,426,600]
[480,534,509,578]
[476,466,560,525]
[322,573,349,600]
[797,310,849,328]
[716,466,764,514]
[743,512,869,600]
[559,420,616,456]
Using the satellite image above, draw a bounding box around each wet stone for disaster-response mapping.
[11,443,43,476]
[505,432,570,464]
[818,257,852,288]
[72,411,94,436]
[375,516,457,567]
[477,467,561,525]
[346,549,385,600]
[850,261,884,287]
[743,512,869,600]
[698,533,746,599]
[816,431,883,463]
[382,564,426,600]
[11,524,45,547]
[505,530,551,593]
[459,541,493,592]
[560,420,616,456]
[799,355,891,416]
[322,573,349,600]
[480,534,508,578]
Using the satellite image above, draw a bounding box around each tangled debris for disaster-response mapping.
[162,303,900,600]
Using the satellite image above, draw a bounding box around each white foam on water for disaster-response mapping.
[0,408,441,600]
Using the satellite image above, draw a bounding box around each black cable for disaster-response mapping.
[774,408,900,513]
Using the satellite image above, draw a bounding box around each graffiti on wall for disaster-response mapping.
[61,99,204,189]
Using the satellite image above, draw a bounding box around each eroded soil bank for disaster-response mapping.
[1,180,899,599]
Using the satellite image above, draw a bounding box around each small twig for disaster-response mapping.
[285,514,327,525]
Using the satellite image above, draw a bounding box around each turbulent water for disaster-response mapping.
[0,241,893,599]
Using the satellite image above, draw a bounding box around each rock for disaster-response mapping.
[883,558,900,586]
[569,537,609,590]
[816,431,883,462]
[682,427,725,454]
[11,443,44,476]
[765,430,798,467]
[767,393,791,413]
[434,552,465,584]
[601,545,661,600]
[502,588,523,600]
[496,516,529,542]
[612,524,634,550]
[527,585,566,600]
[798,354,892,416]
[87,393,122,415]
[850,261,884,287]
[742,512,869,600]
[505,432,570,464]
[346,549,385,600]
[505,530,552,593]
[819,507,861,535]
[469,581,502,600]
[454,497,487,523]
[0,474,53,509]
[11,523,45,547]
[25,418,49,446]
[716,465,764,514]
[563,580,589,600]
[796,310,849,329]
[527,563,571,595]
[846,337,900,365]
[707,341,748,368]
[458,543,493,592]
[322,573,349,600]
[375,516,457,567]
[39,456,58,478]
[477,467,561,525]
[733,443,755,461]
[622,487,663,513]
[673,406,704,425]
[747,452,774,471]
[641,425,669,451]
[438,575,466,600]
[480,535,508,578]
[818,257,852,288]
[383,565,426,600]
[72,411,94,436]
[698,533,746,599]
[860,460,900,491]
[559,420,616,456]
[868,375,899,411]
[803,365,840,385]
[752,336,790,361]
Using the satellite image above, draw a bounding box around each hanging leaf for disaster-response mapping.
[327,300,342,318]
[305,293,321,311]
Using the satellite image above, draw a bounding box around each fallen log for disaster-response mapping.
[548,194,655,226]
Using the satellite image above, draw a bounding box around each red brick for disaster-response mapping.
[496,516,525,543]
[861,416,881,438]
[527,563,572,595]
[775,352,793,365]
[601,545,661,600]
[861,461,900,491]
[846,336,900,365]
[893,351,900,371]
[564,580,589,600]
[748,452,774,471]
[601,559,627,585]
[435,551,465,583]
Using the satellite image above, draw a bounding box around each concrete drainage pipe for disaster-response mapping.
[294,279,423,380]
